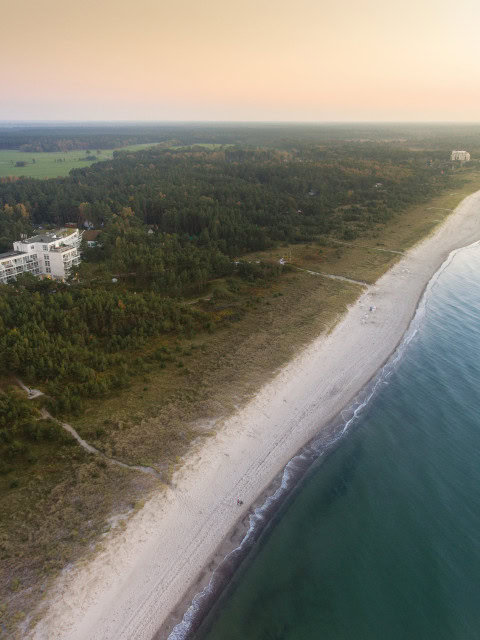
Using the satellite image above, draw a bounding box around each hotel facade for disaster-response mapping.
[0,228,82,285]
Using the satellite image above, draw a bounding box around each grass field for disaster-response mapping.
[170,143,231,149]
[0,143,159,179]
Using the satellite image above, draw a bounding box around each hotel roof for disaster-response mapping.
[21,228,76,244]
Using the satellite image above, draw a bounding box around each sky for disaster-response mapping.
[2,0,479,122]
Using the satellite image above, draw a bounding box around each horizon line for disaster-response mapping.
[1,120,480,126]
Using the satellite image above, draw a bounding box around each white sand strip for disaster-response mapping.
[29,190,480,640]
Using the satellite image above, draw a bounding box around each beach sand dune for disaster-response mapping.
[29,190,480,640]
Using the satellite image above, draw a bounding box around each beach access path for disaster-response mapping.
[29,190,480,640]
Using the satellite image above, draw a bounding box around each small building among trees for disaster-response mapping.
[451,150,471,162]
[83,230,101,247]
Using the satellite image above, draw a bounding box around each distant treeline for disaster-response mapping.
[2,123,480,153]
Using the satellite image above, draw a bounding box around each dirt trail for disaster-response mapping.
[15,377,159,477]
[15,377,44,400]
[294,265,368,287]
[40,409,162,477]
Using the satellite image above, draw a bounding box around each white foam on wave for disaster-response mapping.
[167,449,310,640]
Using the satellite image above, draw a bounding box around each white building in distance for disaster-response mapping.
[0,228,82,285]
[451,150,471,162]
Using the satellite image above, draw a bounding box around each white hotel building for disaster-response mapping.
[451,150,471,162]
[0,228,82,285]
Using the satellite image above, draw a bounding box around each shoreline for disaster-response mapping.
[162,232,475,640]
[29,190,480,640]
[161,382,378,640]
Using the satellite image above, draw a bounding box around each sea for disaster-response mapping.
[185,240,480,640]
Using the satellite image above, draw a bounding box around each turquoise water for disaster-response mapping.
[199,244,480,640]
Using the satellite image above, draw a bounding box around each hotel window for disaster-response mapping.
[46,267,51,273]
[42,245,48,251]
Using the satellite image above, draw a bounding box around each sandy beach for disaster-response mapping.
[29,189,480,640]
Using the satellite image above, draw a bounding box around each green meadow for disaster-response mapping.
[0,143,158,179]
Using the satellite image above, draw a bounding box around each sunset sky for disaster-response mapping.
[2,0,479,121]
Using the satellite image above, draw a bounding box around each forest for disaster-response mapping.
[0,142,458,252]
[0,124,477,466]
[0,273,208,415]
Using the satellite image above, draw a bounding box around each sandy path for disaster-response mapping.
[30,190,480,640]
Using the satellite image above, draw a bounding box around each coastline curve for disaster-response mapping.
[164,237,480,640]
[28,190,480,640]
